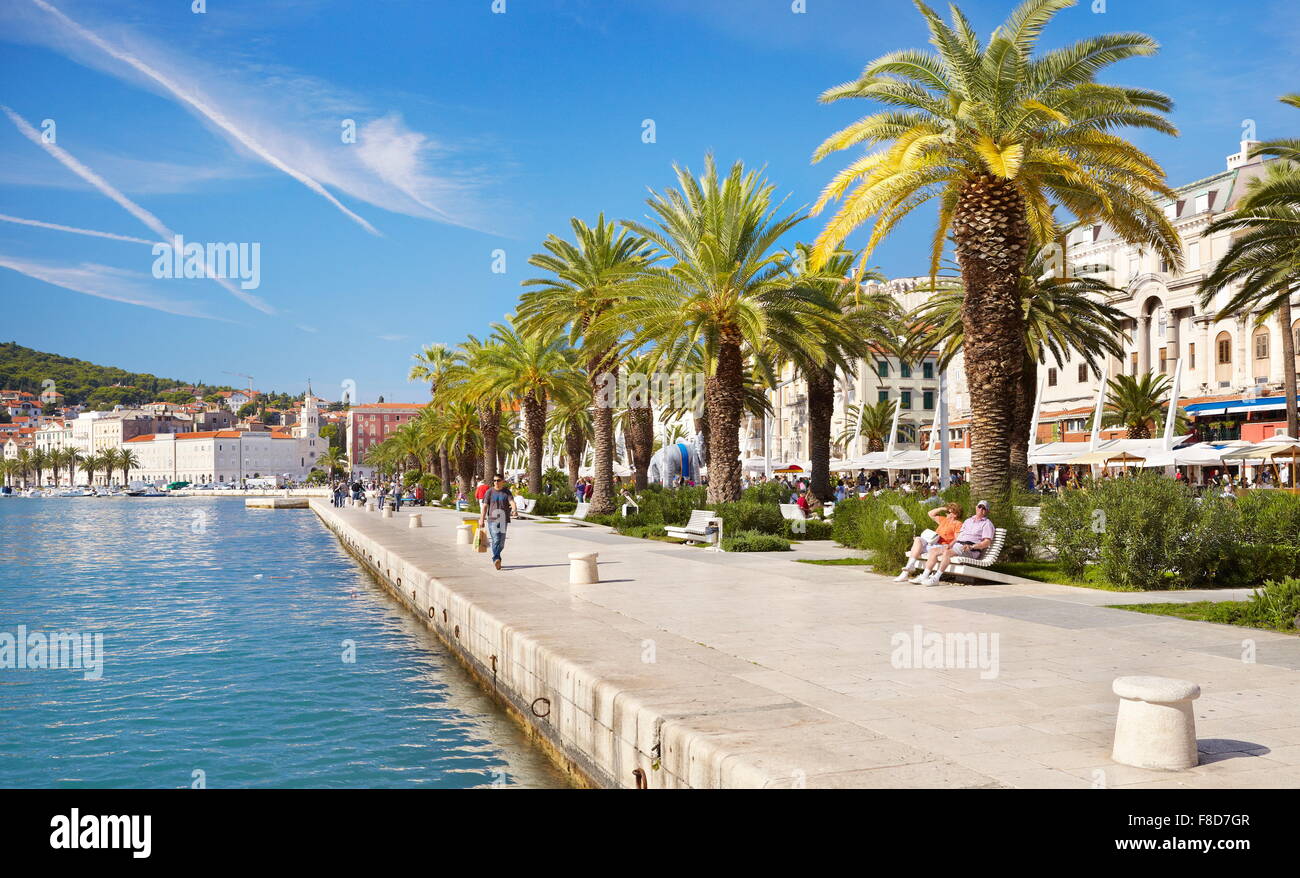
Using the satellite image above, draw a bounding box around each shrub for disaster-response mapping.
[787,518,834,540]
[1238,491,1300,548]
[541,467,573,500]
[856,492,930,571]
[634,485,707,526]
[616,523,668,540]
[722,530,792,552]
[711,501,785,535]
[831,497,869,548]
[743,482,789,505]
[1243,577,1300,630]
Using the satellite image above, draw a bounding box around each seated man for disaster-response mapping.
[913,499,994,586]
[895,503,961,581]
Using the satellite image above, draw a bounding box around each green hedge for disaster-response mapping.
[722,530,792,552]
[1040,475,1300,590]
[786,518,834,540]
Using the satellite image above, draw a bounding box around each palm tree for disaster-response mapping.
[772,245,899,502]
[317,446,347,478]
[408,342,457,488]
[31,447,48,487]
[838,399,897,453]
[621,156,842,502]
[908,241,1128,481]
[425,402,482,496]
[446,334,509,482]
[519,215,658,513]
[810,0,1180,498]
[14,448,32,489]
[1096,372,1185,439]
[118,449,140,484]
[61,448,82,488]
[80,452,101,488]
[1199,94,1300,438]
[547,396,593,492]
[476,319,584,492]
[615,352,659,490]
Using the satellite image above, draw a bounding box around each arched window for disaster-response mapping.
[1215,330,1233,386]
[1253,326,1271,379]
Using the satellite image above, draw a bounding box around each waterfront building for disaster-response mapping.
[345,402,425,475]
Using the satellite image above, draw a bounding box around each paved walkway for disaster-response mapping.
[325,504,1300,788]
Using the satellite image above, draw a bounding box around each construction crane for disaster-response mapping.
[222,371,255,395]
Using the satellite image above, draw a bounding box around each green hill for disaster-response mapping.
[0,341,230,409]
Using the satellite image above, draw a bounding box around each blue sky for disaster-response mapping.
[1,0,1296,403]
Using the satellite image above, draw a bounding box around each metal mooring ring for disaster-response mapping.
[530,697,551,718]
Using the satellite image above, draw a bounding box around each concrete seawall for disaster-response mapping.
[309,499,905,789]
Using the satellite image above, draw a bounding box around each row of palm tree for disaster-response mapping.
[0,446,139,489]
[390,0,1295,506]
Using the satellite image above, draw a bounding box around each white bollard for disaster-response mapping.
[456,524,471,546]
[366,501,376,512]
[1111,676,1201,770]
[408,514,422,529]
[568,551,598,585]
[382,508,393,519]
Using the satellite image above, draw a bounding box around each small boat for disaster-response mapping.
[126,487,166,497]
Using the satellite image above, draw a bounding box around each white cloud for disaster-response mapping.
[0,212,152,244]
[0,253,223,320]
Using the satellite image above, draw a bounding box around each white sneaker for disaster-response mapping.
[909,574,927,584]
[894,570,911,582]
[923,573,942,586]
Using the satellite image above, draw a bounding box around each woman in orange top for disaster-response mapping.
[894,503,962,582]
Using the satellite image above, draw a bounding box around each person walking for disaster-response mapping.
[479,474,518,571]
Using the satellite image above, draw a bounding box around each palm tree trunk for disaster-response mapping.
[627,403,654,491]
[1280,298,1298,439]
[522,391,546,493]
[1008,354,1037,488]
[705,336,744,502]
[438,448,451,494]
[478,403,500,480]
[953,174,1029,501]
[564,427,584,493]
[806,367,835,504]
[457,450,475,499]
[589,358,617,514]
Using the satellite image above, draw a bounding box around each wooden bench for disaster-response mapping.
[943,527,1012,584]
[664,509,721,546]
[558,501,592,526]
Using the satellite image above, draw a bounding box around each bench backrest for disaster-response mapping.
[778,503,803,520]
[982,527,1008,564]
[571,502,589,519]
[517,497,536,513]
[686,509,715,529]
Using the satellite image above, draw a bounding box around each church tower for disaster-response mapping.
[295,382,320,440]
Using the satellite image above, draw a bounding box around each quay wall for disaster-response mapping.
[309,500,785,789]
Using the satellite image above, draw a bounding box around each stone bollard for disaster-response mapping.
[568,551,598,585]
[456,524,471,546]
[382,508,393,519]
[366,500,376,513]
[408,513,422,529]
[1111,676,1201,770]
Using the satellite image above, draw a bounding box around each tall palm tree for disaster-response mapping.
[621,156,841,502]
[519,215,658,513]
[838,399,897,453]
[908,242,1128,481]
[772,245,899,502]
[408,342,457,488]
[1096,372,1185,439]
[61,448,82,488]
[14,448,32,488]
[317,446,347,478]
[446,334,509,482]
[615,352,660,491]
[1199,94,1300,438]
[477,319,584,492]
[810,0,1180,498]
[118,449,141,484]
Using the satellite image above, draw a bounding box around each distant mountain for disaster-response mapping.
[0,341,231,409]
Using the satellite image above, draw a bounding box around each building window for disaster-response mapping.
[923,390,934,410]
[878,390,889,403]
[1047,368,1057,387]
[900,391,912,410]
[1130,352,1138,374]
[877,360,889,378]
[1255,330,1269,360]
[1217,335,1231,364]
[1159,347,1168,374]
[1077,364,1088,383]
[900,362,912,379]
[1189,343,1195,369]
[922,361,934,380]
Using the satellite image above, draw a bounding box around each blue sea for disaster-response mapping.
[0,496,565,788]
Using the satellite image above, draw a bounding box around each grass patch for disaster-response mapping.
[796,557,872,566]
[1107,601,1298,634]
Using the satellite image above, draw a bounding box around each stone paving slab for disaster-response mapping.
[312,502,1300,788]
